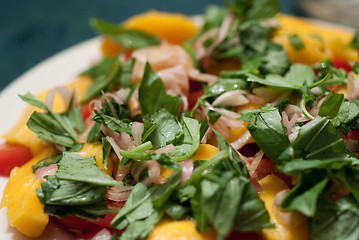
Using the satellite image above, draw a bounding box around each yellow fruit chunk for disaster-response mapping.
[258,175,309,240]
[227,122,249,143]
[101,37,124,57]
[273,14,357,64]
[1,147,56,238]
[191,144,218,161]
[148,218,215,240]
[4,76,92,155]
[124,10,198,44]
[77,143,113,176]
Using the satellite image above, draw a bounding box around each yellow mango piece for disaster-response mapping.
[191,144,218,161]
[101,37,124,57]
[1,147,56,238]
[124,10,198,44]
[273,14,357,64]
[258,175,310,240]
[77,143,113,176]
[148,218,215,240]
[4,76,92,155]
[227,122,249,143]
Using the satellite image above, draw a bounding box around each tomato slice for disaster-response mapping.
[188,89,204,110]
[0,143,33,176]
[332,57,352,72]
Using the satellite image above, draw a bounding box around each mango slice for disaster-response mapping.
[273,14,357,64]
[124,11,198,45]
[258,174,310,240]
[1,147,56,238]
[148,218,215,240]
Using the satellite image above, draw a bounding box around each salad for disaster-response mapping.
[2,0,359,239]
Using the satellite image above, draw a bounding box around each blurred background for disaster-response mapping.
[0,0,317,91]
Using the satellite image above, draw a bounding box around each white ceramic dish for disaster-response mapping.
[0,37,102,239]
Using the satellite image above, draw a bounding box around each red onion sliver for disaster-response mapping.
[35,164,58,182]
[132,122,144,146]
[155,144,176,154]
[180,159,194,185]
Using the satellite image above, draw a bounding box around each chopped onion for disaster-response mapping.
[106,136,123,161]
[213,108,241,119]
[143,160,161,187]
[180,159,194,185]
[247,150,264,174]
[230,130,253,150]
[106,185,133,202]
[35,164,58,181]
[187,68,217,84]
[90,228,112,240]
[115,163,131,181]
[132,121,144,146]
[347,73,359,101]
[212,90,249,107]
[155,144,175,154]
[45,86,76,112]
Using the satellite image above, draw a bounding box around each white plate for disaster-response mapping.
[0,37,102,239]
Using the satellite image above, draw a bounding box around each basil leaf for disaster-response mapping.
[311,193,359,240]
[139,63,181,116]
[55,152,120,186]
[168,117,201,162]
[336,165,359,203]
[93,113,133,135]
[281,169,328,217]
[82,57,122,102]
[90,18,160,49]
[288,34,305,50]
[318,91,344,118]
[20,92,79,147]
[142,109,183,148]
[246,105,292,164]
[292,117,346,160]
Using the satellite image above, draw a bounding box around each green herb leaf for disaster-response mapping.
[91,18,160,49]
[288,34,305,50]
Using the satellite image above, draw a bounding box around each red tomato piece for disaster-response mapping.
[56,213,117,234]
[81,104,91,121]
[344,129,359,140]
[188,89,204,110]
[0,143,33,176]
[333,57,352,72]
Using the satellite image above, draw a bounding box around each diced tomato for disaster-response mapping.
[332,57,352,72]
[189,79,203,93]
[0,143,33,176]
[188,89,204,110]
[343,129,359,140]
[81,104,91,121]
[56,213,117,234]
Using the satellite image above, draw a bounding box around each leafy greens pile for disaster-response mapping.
[18,0,359,240]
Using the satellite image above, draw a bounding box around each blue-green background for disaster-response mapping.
[0,0,299,91]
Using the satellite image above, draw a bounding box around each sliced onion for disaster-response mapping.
[115,163,131,181]
[45,86,76,112]
[130,161,149,182]
[106,136,123,161]
[132,121,144,146]
[107,185,134,202]
[187,68,217,84]
[157,65,189,96]
[180,159,194,185]
[212,90,249,107]
[347,73,359,101]
[155,144,176,154]
[35,164,58,181]
[247,150,264,174]
[230,130,253,150]
[220,116,245,129]
[143,160,161,187]
[194,28,219,59]
[213,108,241,119]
